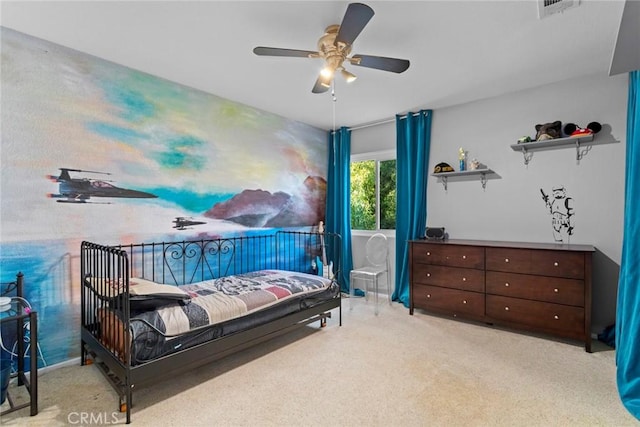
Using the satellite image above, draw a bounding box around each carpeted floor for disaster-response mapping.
[1,296,637,426]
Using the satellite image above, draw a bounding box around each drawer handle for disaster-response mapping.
[426,252,431,256]
[462,255,466,259]
[426,294,431,298]
[554,262,559,267]
[505,258,510,263]
[504,306,510,311]
[462,277,467,281]
[504,282,510,287]
[554,315,559,320]
[426,273,431,277]
[554,288,559,293]
[462,300,467,304]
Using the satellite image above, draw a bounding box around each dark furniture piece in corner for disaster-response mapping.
[409,239,593,352]
[1,272,38,416]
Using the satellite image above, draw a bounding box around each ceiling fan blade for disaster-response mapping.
[335,3,374,46]
[312,76,331,94]
[350,54,410,73]
[253,47,318,58]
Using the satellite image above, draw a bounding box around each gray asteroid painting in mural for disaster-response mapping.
[540,186,574,242]
[205,176,326,228]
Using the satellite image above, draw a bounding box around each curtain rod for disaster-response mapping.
[347,111,425,131]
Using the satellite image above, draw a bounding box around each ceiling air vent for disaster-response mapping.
[538,0,580,19]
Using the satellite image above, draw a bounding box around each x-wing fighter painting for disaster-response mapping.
[173,217,206,230]
[48,168,157,203]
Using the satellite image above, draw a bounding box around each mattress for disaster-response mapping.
[97,269,338,365]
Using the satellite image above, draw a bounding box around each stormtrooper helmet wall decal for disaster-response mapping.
[540,186,574,243]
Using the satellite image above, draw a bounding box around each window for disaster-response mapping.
[350,151,396,231]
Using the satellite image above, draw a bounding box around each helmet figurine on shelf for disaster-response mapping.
[433,162,454,173]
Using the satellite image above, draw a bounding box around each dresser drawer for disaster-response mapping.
[486,295,584,335]
[412,285,484,317]
[486,248,584,279]
[413,264,484,292]
[486,271,584,307]
[412,244,484,269]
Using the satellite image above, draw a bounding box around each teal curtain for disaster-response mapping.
[394,110,432,306]
[617,70,640,421]
[326,127,353,293]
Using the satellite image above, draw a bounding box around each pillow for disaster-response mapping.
[84,276,126,299]
[85,276,190,310]
[128,278,189,297]
[128,278,191,311]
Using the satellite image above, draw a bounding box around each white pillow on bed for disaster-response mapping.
[128,278,189,297]
[86,277,188,296]
[86,276,191,310]
[128,278,191,311]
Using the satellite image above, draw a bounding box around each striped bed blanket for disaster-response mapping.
[98,269,336,364]
[138,269,333,338]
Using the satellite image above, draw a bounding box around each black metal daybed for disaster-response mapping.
[80,230,341,424]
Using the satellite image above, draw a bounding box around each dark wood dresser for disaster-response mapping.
[409,239,594,352]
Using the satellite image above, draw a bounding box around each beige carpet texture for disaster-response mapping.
[1,297,637,426]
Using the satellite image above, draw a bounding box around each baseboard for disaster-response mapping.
[39,357,80,375]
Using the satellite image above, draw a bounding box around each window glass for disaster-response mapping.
[350,157,396,231]
[350,160,375,230]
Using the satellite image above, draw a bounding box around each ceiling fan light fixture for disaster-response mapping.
[253,2,409,93]
[341,68,357,83]
[320,67,334,78]
[319,73,333,88]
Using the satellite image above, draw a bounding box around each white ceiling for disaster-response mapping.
[0,1,628,130]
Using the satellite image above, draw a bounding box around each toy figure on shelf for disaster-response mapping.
[458,147,466,171]
[535,121,562,141]
[563,122,602,138]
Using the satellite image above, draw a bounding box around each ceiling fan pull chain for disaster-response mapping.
[332,81,337,131]
[332,81,337,166]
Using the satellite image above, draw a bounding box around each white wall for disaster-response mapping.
[350,72,628,333]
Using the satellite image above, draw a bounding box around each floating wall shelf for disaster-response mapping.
[510,134,607,165]
[431,168,497,191]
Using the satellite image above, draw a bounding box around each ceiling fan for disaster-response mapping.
[253,2,410,94]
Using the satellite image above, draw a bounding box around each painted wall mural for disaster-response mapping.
[0,27,328,367]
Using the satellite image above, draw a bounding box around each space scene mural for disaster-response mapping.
[0,27,328,367]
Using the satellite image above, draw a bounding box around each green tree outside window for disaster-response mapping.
[350,158,396,230]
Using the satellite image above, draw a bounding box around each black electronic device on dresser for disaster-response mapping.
[409,239,594,352]
[425,227,446,241]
